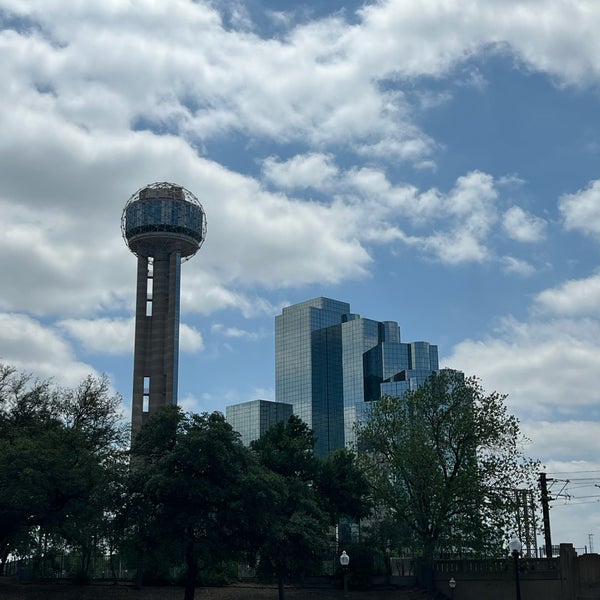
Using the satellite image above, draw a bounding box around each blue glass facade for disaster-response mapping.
[226,399,293,447]
[125,197,204,243]
[275,297,439,456]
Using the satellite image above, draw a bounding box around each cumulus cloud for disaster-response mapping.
[4,0,599,176]
[408,171,499,264]
[534,272,600,317]
[354,0,600,85]
[58,318,134,355]
[0,313,97,386]
[503,205,546,242]
[211,323,263,341]
[501,256,536,276]
[262,153,338,190]
[559,179,600,238]
[444,315,600,419]
[180,324,205,352]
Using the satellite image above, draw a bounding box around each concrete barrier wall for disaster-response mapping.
[430,544,600,600]
[434,570,561,600]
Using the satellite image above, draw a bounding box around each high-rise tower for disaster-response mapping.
[275,297,439,456]
[122,182,206,435]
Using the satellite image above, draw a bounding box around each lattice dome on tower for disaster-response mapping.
[121,181,206,260]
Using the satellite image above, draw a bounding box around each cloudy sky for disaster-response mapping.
[1,0,599,550]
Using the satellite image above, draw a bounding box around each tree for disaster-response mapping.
[315,448,372,525]
[251,415,319,481]
[55,375,129,580]
[0,365,128,577]
[250,416,329,600]
[250,416,371,599]
[127,406,266,600]
[356,370,539,566]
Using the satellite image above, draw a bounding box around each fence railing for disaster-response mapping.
[433,556,558,575]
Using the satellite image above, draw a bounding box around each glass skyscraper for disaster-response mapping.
[275,297,439,456]
[226,399,293,447]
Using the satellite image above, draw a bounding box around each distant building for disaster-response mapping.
[226,399,293,446]
[275,297,439,456]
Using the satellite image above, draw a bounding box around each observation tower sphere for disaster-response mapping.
[122,182,206,437]
[121,181,206,260]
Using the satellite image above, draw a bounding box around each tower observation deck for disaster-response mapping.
[122,182,206,436]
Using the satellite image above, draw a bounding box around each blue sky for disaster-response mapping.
[1,0,599,550]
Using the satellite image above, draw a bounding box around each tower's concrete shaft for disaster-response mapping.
[131,251,182,434]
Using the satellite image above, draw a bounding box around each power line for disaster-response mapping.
[547,469,600,475]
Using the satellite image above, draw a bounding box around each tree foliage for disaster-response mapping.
[356,370,539,562]
[315,448,372,525]
[0,365,128,576]
[127,406,270,600]
[249,416,328,599]
[250,416,371,600]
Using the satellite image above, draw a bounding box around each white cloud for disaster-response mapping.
[522,422,600,462]
[559,179,600,238]
[424,230,489,264]
[262,153,338,190]
[501,256,536,276]
[180,324,205,353]
[2,0,600,173]
[444,315,600,419]
[0,313,97,386]
[354,1,600,85]
[211,323,263,341]
[59,318,134,355]
[503,205,546,242]
[534,272,600,317]
[418,171,498,264]
[177,392,203,415]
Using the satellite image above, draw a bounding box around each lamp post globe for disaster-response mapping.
[449,577,456,599]
[340,550,350,567]
[340,550,350,595]
[509,536,522,600]
[509,536,522,556]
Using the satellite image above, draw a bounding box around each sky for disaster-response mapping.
[1,0,599,552]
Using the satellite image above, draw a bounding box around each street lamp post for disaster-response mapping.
[509,536,522,600]
[340,550,350,595]
[449,576,456,599]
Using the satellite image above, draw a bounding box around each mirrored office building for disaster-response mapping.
[275,297,439,456]
[226,399,293,447]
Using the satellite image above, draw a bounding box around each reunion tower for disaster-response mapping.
[122,182,206,435]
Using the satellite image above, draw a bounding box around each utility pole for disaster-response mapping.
[539,472,553,558]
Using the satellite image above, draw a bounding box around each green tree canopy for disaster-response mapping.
[250,416,371,600]
[250,416,329,600]
[250,415,318,481]
[127,406,270,600]
[0,365,127,575]
[315,448,372,525]
[356,370,539,563]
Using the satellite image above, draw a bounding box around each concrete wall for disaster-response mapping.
[434,569,560,600]
[431,545,600,600]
